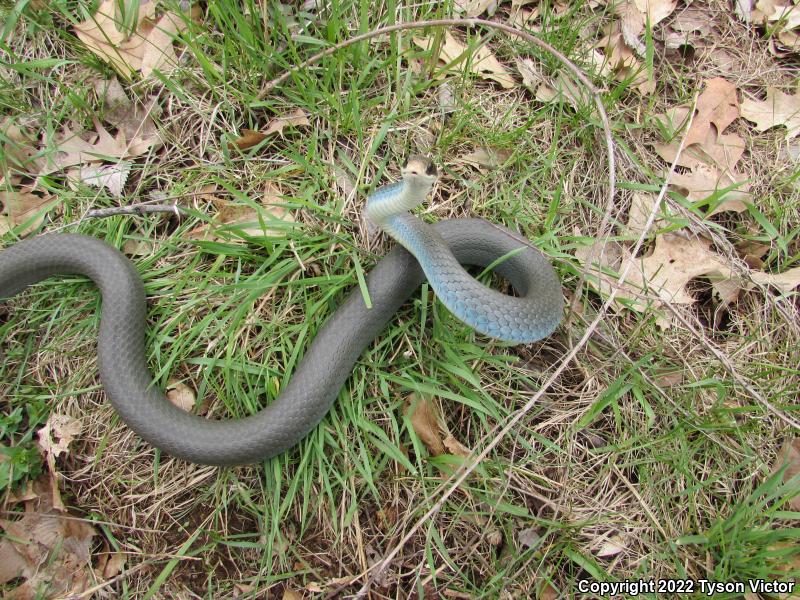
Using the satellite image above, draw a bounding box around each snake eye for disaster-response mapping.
[425,162,437,176]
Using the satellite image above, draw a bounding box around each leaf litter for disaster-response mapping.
[0,454,96,598]
[188,181,297,241]
[405,394,471,461]
[74,0,200,78]
[230,108,310,150]
[412,31,516,89]
[577,76,800,326]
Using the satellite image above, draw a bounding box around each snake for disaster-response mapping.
[0,156,563,466]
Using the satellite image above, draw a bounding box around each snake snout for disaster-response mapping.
[402,155,437,178]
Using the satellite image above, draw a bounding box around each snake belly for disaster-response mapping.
[0,220,562,466]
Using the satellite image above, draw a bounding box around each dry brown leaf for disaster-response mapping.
[405,394,445,455]
[454,0,498,17]
[140,11,190,77]
[443,433,471,457]
[230,109,310,150]
[517,526,542,549]
[624,191,670,236]
[413,32,516,89]
[653,78,750,215]
[36,414,82,465]
[620,234,731,306]
[166,379,196,412]
[579,227,799,324]
[282,589,305,600]
[102,552,126,578]
[617,0,678,56]
[74,0,196,77]
[95,79,163,157]
[596,533,627,557]
[596,21,655,94]
[188,182,295,241]
[41,124,129,174]
[654,369,684,387]
[0,186,57,237]
[264,108,311,135]
[750,266,800,293]
[231,129,268,150]
[671,6,715,35]
[517,57,584,108]
[741,87,800,139]
[74,0,156,75]
[575,233,734,322]
[0,118,41,174]
[79,161,131,197]
[0,476,95,597]
[122,238,155,256]
[682,78,740,148]
[770,438,800,511]
[538,582,559,600]
[509,6,540,29]
[752,0,800,50]
[460,146,512,169]
[668,163,749,215]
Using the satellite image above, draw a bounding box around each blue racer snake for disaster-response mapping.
[0,156,563,465]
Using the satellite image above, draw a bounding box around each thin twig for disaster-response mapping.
[84,204,187,219]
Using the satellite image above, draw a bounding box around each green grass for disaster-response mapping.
[1,0,799,597]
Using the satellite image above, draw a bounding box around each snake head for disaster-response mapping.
[401,155,438,180]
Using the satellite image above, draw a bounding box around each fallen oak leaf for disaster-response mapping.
[769,438,800,511]
[413,32,516,89]
[0,186,58,237]
[460,146,512,169]
[443,433,471,457]
[616,0,678,57]
[140,9,198,78]
[102,551,126,579]
[670,5,715,36]
[0,476,95,598]
[74,0,156,76]
[264,108,310,136]
[454,0,498,18]
[40,124,128,174]
[624,191,672,237]
[516,57,585,109]
[79,161,132,198]
[36,414,82,464]
[750,265,800,294]
[122,238,155,256]
[0,117,42,174]
[230,109,310,150]
[94,79,163,157]
[166,379,196,412]
[188,182,296,240]
[596,533,627,557]
[230,129,267,150]
[595,21,655,94]
[682,77,740,148]
[741,87,800,139]
[575,233,734,320]
[405,394,445,455]
[74,0,198,78]
[668,163,749,216]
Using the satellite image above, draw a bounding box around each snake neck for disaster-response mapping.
[366,177,434,223]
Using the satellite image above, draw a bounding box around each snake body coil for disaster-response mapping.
[0,158,562,465]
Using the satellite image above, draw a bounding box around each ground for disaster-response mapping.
[0,0,799,598]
